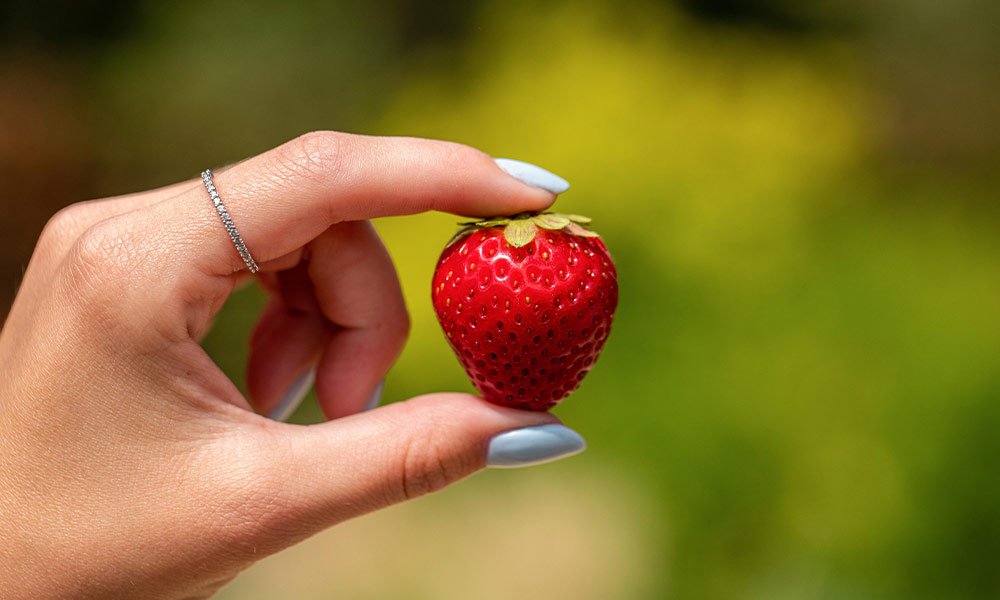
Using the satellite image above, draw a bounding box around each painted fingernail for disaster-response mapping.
[487,424,586,468]
[269,367,315,422]
[363,378,385,412]
[494,158,570,194]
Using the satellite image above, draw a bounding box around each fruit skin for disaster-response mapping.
[432,217,618,411]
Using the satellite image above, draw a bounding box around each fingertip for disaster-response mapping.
[362,379,385,412]
[384,137,558,218]
[493,158,571,195]
[385,392,561,438]
[268,367,315,421]
[486,424,586,468]
[246,292,326,416]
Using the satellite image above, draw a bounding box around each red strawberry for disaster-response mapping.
[432,212,618,411]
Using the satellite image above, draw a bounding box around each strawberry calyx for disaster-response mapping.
[448,212,599,248]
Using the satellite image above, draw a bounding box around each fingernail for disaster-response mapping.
[362,378,385,411]
[487,424,586,468]
[494,158,570,194]
[269,367,315,422]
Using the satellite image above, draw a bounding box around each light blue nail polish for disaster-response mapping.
[362,378,385,412]
[487,424,586,468]
[494,158,570,194]
[269,367,315,422]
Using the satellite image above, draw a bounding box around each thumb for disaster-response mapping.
[261,394,584,531]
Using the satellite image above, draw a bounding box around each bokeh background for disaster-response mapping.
[2,1,999,598]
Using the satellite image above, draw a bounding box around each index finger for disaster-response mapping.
[146,132,560,277]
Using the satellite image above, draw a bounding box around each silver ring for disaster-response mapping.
[201,169,259,273]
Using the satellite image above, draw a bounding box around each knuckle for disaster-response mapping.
[53,212,198,345]
[384,306,411,349]
[42,204,85,240]
[36,203,96,259]
[397,403,468,501]
[62,219,136,288]
[274,130,349,182]
[57,217,148,324]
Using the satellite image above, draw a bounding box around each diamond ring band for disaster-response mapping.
[201,169,259,273]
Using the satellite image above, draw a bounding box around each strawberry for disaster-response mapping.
[431,212,618,411]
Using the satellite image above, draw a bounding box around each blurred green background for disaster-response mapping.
[2,1,999,598]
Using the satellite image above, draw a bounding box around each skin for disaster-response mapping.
[0,132,561,599]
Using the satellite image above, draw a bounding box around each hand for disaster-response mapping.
[0,132,585,599]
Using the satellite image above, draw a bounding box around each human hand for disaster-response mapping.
[0,132,585,599]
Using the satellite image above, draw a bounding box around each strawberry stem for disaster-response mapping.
[450,211,599,248]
